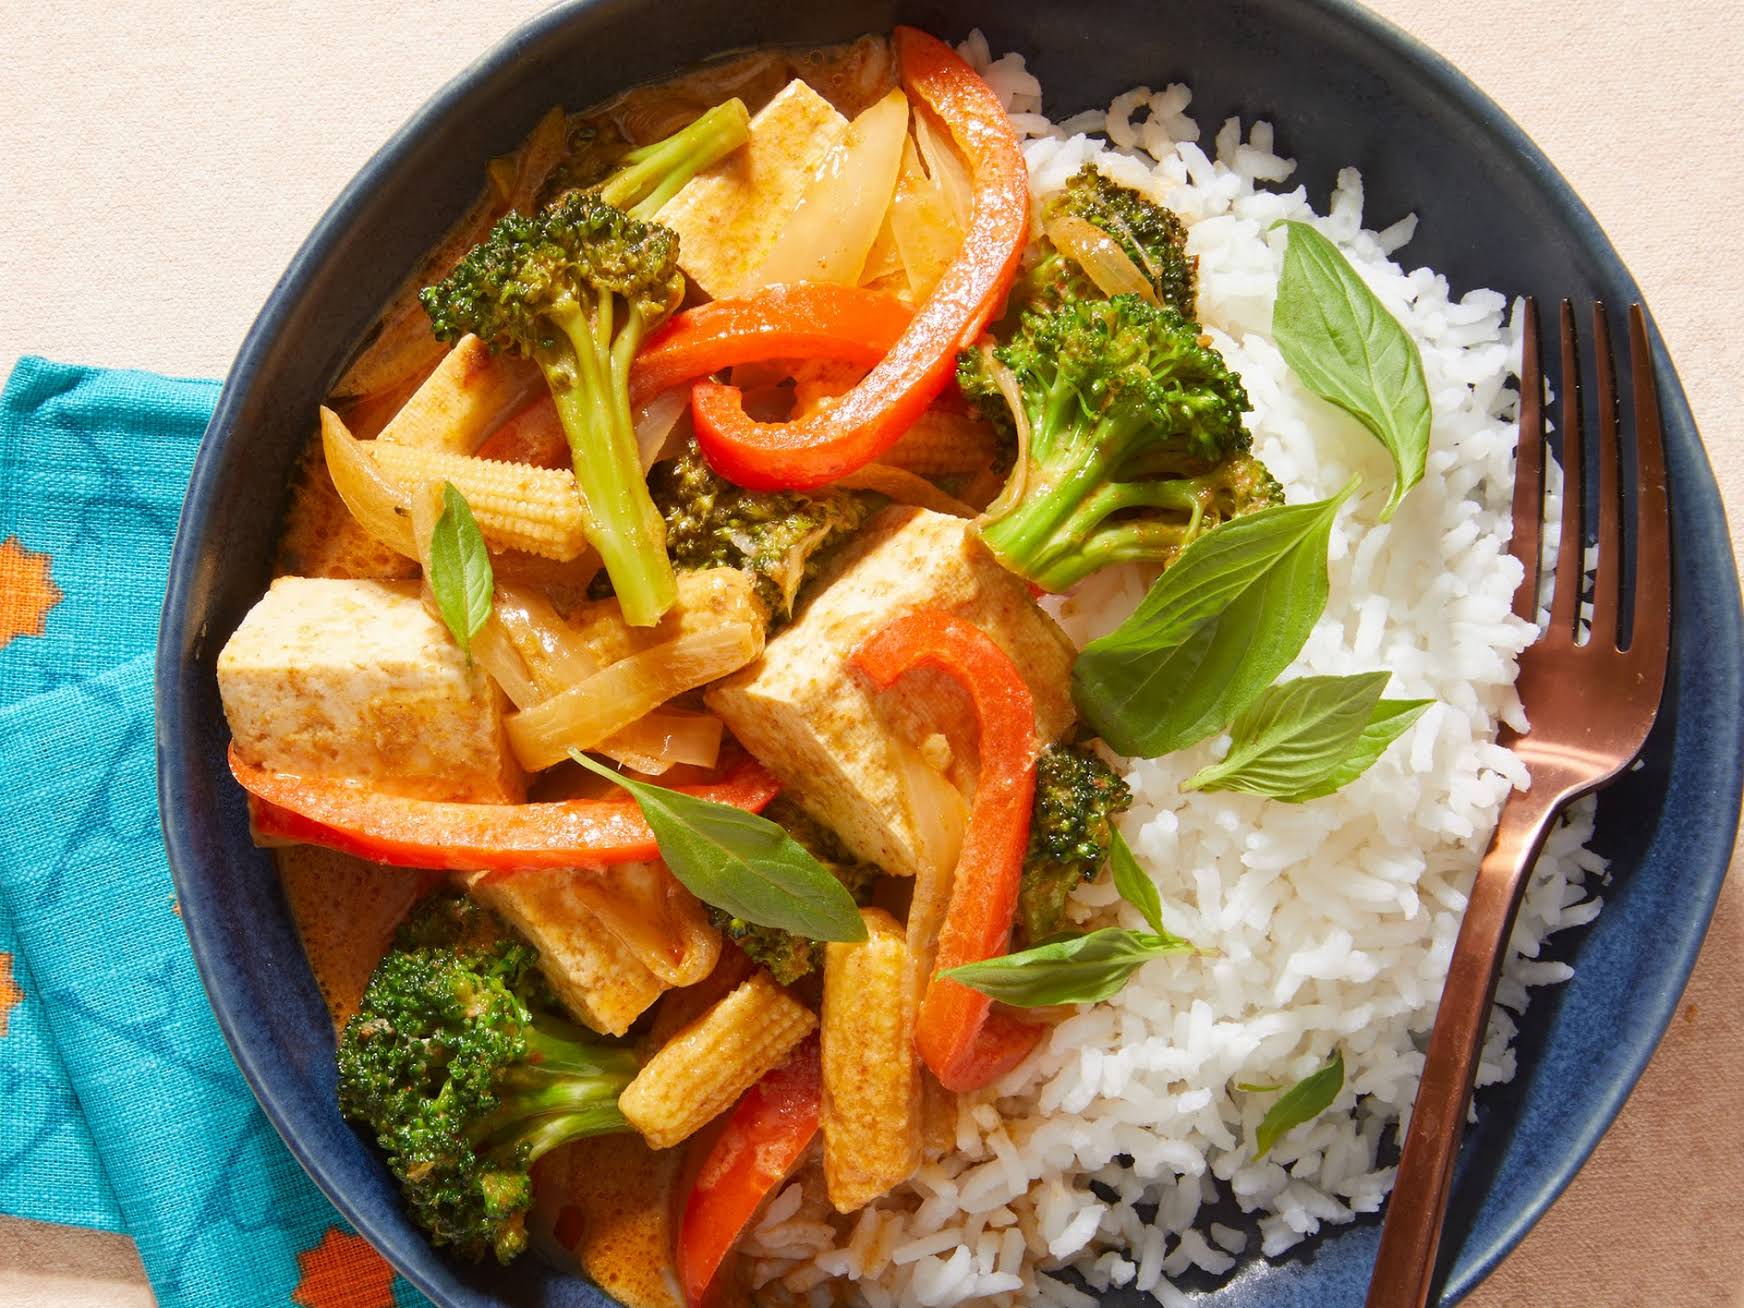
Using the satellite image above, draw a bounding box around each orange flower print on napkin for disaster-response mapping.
[291,1227,398,1308]
[0,536,62,649]
[0,953,21,1037]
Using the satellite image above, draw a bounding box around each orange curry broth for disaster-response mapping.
[273,35,894,1308]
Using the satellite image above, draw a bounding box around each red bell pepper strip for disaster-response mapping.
[689,27,1030,492]
[850,611,1044,1092]
[675,1035,821,1308]
[628,283,913,410]
[229,744,779,872]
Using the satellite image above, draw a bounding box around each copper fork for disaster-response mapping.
[1364,301,1672,1308]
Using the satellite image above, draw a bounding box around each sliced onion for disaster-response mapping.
[601,708,724,776]
[566,860,720,987]
[319,407,416,558]
[888,137,963,303]
[493,581,725,773]
[633,387,690,472]
[505,622,761,771]
[977,350,1033,522]
[470,617,545,710]
[751,87,909,288]
[495,582,603,694]
[912,104,973,228]
[896,741,967,983]
[1044,212,1158,305]
[835,463,975,517]
[860,209,906,287]
[490,549,602,604]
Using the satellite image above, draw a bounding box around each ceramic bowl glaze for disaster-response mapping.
[158,2,1744,1304]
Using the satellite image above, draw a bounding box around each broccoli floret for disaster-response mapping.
[708,797,879,983]
[966,294,1279,591]
[1011,166,1198,322]
[540,99,751,217]
[648,436,875,625]
[421,192,685,627]
[1019,743,1134,943]
[336,894,636,1264]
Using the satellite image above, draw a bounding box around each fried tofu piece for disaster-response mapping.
[706,508,1077,877]
[655,79,850,298]
[822,908,921,1211]
[466,868,667,1037]
[619,973,816,1149]
[217,577,522,802]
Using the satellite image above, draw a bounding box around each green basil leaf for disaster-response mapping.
[428,481,494,653]
[1273,221,1432,521]
[1183,671,1390,797]
[570,751,867,943]
[1275,697,1434,802]
[1109,828,1166,937]
[1072,485,1353,758]
[1254,1050,1344,1157]
[940,927,1189,1007]
[1234,1081,1284,1094]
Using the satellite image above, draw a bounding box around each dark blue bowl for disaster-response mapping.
[156,1,1744,1304]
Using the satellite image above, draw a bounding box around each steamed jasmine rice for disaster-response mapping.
[746,34,1605,1306]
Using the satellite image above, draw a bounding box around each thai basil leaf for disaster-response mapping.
[1273,221,1432,521]
[428,481,493,653]
[570,751,867,943]
[1183,671,1389,797]
[1235,1081,1284,1094]
[1253,1050,1344,1157]
[1275,697,1434,802]
[1109,828,1166,936]
[1072,485,1354,758]
[940,927,1190,1007]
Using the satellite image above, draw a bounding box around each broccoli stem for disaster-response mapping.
[602,99,753,221]
[540,298,677,626]
[511,1109,632,1164]
[978,408,1149,590]
[470,1081,631,1153]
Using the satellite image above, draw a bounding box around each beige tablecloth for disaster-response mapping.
[0,2,1738,1304]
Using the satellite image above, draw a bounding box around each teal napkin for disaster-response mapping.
[0,358,425,1308]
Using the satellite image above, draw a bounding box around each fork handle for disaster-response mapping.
[1365,790,1566,1308]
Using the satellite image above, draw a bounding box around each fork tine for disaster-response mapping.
[1549,301,1586,637]
[1507,299,1545,625]
[1589,305,1623,645]
[1628,305,1671,668]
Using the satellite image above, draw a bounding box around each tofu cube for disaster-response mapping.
[465,869,666,1037]
[217,577,521,803]
[706,509,1077,877]
[655,79,849,298]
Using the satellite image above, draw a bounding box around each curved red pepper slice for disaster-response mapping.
[629,283,912,411]
[230,744,779,872]
[675,1035,821,1307]
[689,27,1030,491]
[851,611,1043,1092]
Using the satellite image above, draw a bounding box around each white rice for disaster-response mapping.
[755,35,1607,1305]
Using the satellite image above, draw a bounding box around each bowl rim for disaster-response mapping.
[156,1,1744,1304]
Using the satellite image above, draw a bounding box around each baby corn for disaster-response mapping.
[366,440,590,560]
[619,972,816,1149]
[822,908,922,1211]
[882,409,1003,478]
